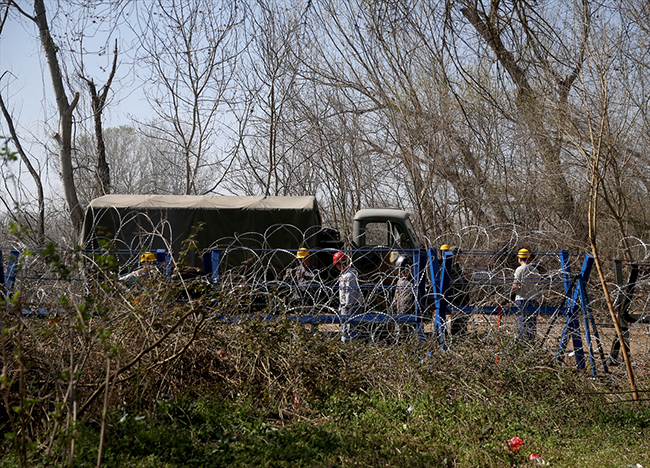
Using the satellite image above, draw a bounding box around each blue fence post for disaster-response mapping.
[155,249,173,279]
[576,255,596,372]
[557,253,595,371]
[427,248,443,348]
[557,251,581,367]
[4,250,19,298]
[574,256,608,375]
[427,248,452,349]
[439,250,452,324]
[203,249,220,284]
[577,269,596,375]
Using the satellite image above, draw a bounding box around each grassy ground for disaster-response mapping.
[2,319,649,467]
[64,390,648,468]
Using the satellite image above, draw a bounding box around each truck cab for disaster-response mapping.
[352,209,422,251]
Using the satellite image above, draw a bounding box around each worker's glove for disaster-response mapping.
[509,291,516,301]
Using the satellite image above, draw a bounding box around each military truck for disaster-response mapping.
[81,194,422,277]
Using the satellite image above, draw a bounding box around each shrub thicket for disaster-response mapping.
[1,246,649,467]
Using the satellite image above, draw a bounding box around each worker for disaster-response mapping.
[333,251,364,342]
[391,255,415,315]
[284,248,319,308]
[119,251,159,281]
[439,244,470,335]
[510,248,541,340]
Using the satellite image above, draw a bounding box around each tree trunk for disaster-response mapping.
[33,0,84,235]
[81,41,118,197]
[460,2,587,240]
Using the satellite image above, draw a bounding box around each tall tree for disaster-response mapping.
[240,0,307,196]
[13,0,84,234]
[0,6,45,243]
[0,91,45,244]
[306,0,504,238]
[135,0,242,195]
[566,24,639,398]
[74,125,203,203]
[450,0,591,239]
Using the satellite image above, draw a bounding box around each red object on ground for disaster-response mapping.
[506,436,524,452]
[529,453,548,465]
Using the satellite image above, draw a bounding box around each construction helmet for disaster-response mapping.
[440,244,451,251]
[517,248,531,259]
[332,251,348,265]
[296,248,310,259]
[140,252,157,263]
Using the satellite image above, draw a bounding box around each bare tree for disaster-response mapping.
[79,40,119,197]
[303,0,508,239]
[567,40,639,400]
[237,0,308,196]
[135,0,242,195]
[4,0,83,235]
[0,91,45,244]
[33,0,83,233]
[0,6,44,243]
[74,125,201,203]
[450,0,591,239]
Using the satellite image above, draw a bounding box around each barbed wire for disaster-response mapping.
[2,221,650,385]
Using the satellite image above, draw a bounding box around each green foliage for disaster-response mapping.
[7,223,35,239]
[39,242,72,280]
[5,322,641,467]
[25,377,650,468]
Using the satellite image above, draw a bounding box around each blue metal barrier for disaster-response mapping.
[1,249,19,298]
[203,247,427,332]
[0,247,173,308]
[425,249,607,374]
[556,251,608,375]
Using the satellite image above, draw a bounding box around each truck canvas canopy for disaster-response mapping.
[81,195,323,266]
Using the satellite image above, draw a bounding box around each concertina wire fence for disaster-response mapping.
[2,221,650,386]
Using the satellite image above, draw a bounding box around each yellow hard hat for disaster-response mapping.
[296,248,309,259]
[140,252,156,263]
[440,244,451,251]
[517,248,531,259]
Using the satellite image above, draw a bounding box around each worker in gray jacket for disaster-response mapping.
[285,248,319,308]
[391,255,414,315]
[333,251,364,342]
[510,248,541,340]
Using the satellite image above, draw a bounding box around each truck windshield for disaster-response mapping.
[362,221,414,249]
[364,222,392,246]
